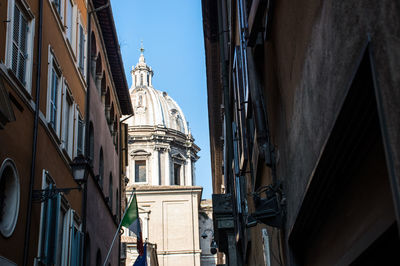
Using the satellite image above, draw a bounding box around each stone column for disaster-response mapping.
[165,149,170,185]
[186,156,192,186]
[152,148,159,185]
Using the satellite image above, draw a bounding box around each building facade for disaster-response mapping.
[202,0,400,265]
[122,50,203,266]
[0,0,132,265]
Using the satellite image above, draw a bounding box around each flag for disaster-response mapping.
[133,243,147,266]
[122,193,144,256]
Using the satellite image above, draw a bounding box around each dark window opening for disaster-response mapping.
[173,164,181,185]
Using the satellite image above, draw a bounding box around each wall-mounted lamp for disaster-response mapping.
[70,155,91,184]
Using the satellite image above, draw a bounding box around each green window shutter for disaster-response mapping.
[41,185,61,265]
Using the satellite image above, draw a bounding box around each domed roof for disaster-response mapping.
[127,49,189,134]
[129,87,188,134]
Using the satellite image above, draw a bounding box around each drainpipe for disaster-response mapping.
[23,0,43,264]
[82,5,91,265]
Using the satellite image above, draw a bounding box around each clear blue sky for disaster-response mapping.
[111,0,212,199]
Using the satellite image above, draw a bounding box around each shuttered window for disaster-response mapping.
[66,0,73,43]
[77,117,85,155]
[70,222,84,266]
[11,5,28,85]
[53,0,62,17]
[62,88,74,157]
[39,181,84,266]
[49,68,60,130]
[78,25,85,72]
[40,184,61,265]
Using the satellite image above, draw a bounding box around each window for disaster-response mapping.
[78,24,85,73]
[53,0,63,18]
[39,183,61,265]
[76,115,85,156]
[6,0,35,93]
[39,174,83,266]
[62,86,74,157]
[140,73,143,86]
[135,160,146,183]
[65,0,75,46]
[0,158,20,238]
[47,50,62,134]
[173,163,181,185]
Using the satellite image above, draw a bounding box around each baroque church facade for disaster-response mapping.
[122,48,203,266]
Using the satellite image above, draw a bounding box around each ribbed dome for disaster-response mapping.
[127,49,189,134]
[128,87,188,134]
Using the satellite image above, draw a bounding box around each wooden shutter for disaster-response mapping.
[41,185,61,265]
[11,5,28,84]
[79,25,84,71]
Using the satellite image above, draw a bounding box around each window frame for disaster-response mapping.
[5,0,35,94]
[134,159,147,183]
[37,170,83,266]
[46,47,63,137]
[77,16,86,77]
[0,158,20,238]
[61,83,75,158]
[173,163,181,185]
[65,0,76,52]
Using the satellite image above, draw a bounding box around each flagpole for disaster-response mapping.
[102,188,135,266]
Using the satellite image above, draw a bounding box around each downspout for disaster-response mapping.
[82,6,91,265]
[23,0,43,264]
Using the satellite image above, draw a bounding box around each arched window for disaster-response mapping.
[99,148,104,188]
[147,73,149,85]
[109,173,113,212]
[96,249,101,266]
[140,73,143,86]
[89,122,94,162]
[0,159,20,237]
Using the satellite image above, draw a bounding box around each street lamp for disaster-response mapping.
[71,155,91,184]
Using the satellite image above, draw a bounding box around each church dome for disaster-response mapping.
[127,48,189,134]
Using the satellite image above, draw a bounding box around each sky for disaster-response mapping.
[110,0,212,199]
